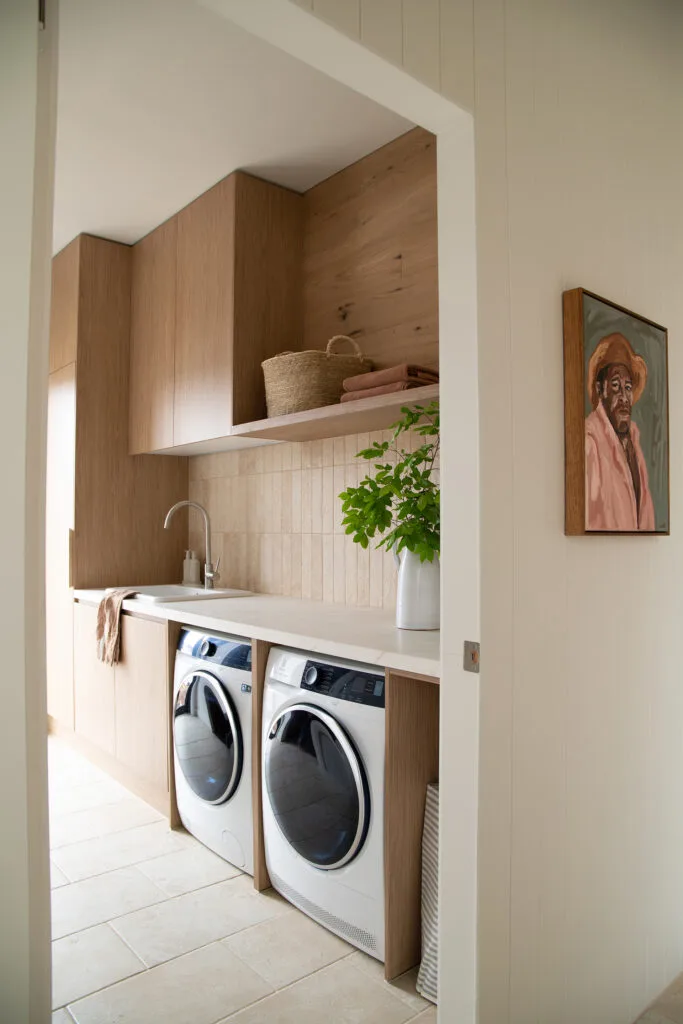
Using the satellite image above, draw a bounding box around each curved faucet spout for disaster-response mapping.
[164,501,218,590]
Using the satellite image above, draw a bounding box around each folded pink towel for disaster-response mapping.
[340,382,420,402]
[343,363,439,393]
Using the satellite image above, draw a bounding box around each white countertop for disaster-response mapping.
[74,591,440,678]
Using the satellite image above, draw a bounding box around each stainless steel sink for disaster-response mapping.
[131,585,252,603]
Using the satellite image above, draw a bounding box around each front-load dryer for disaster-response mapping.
[173,627,253,874]
[262,646,385,960]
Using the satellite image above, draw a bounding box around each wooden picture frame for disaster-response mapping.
[563,288,669,536]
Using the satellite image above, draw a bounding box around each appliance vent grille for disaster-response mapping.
[270,870,378,952]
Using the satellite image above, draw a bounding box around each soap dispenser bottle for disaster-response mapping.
[183,550,201,586]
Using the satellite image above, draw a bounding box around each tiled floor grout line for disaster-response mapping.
[50,737,434,1023]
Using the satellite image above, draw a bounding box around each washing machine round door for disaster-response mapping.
[264,703,370,870]
[174,670,243,805]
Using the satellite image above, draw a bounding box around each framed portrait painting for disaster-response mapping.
[563,288,669,535]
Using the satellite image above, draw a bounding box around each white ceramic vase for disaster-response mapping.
[394,549,440,630]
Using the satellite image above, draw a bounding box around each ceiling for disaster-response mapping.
[53,0,413,254]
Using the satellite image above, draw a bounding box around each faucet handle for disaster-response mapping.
[205,556,221,584]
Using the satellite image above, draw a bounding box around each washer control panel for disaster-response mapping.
[300,660,385,708]
[178,628,252,671]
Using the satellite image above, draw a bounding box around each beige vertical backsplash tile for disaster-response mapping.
[333,466,346,534]
[322,466,335,535]
[322,535,334,604]
[290,534,303,598]
[301,534,312,600]
[300,469,313,534]
[310,535,323,601]
[290,470,302,534]
[310,468,322,535]
[333,535,346,605]
[187,432,400,610]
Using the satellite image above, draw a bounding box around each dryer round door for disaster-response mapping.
[264,702,370,870]
[174,670,243,805]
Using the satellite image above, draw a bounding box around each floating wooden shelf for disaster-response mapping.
[231,384,439,443]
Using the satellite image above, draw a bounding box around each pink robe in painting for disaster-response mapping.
[585,402,655,531]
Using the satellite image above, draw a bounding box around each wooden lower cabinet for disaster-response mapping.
[115,614,169,795]
[73,603,116,755]
[71,603,172,817]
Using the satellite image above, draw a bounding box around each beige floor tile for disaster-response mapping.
[223,906,351,988]
[49,777,131,819]
[136,843,241,897]
[48,740,110,789]
[52,923,145,1009]
[51,861,70,889]
[53,1010,75,1023]
[410,1008,437,1023]
[110,875,289,967]
[347,950,431,1013]
[51,866,167,939]
[50,797,163,849]
[219,958,416,1024]
[67,941,272,1024]
[51,821,192,881]
[645,1003,683,1024]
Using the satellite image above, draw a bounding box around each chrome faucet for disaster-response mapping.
[163,501,220,590]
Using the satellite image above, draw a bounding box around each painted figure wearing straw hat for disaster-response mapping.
[585,333,654,531]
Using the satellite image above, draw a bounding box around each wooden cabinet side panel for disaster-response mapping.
[130,218,177,453]
[302,127,439,370]
[72,235,188,588]
[174,176,236,445]
[49,238,80,373]
[563,288,586,535]
[384,671,440,980]
[232,175,304,425]
[73,602,116,754]
[46,364,77,727]
[115,614,169,794]
[251,639,272,891]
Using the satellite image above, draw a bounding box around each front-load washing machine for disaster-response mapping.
[262,646,385,960]
[173,627,253,874]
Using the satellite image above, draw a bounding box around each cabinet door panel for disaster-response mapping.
[115,615,169,793]
[129,219,177,454]
[174,175,235,446]
[73,603,116,754]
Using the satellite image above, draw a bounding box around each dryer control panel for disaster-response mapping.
[300,660,385,708]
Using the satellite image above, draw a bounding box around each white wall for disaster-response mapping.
[0,0,56,1018]
[284,1,683,1022]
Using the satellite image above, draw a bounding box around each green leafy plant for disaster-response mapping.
[339,401,440,562]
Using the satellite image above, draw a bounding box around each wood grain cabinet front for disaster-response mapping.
[129,218,177,454]
[73,602,116,756]
[114,614,170,798]
[129,171,303,451]
[71,605,173,817]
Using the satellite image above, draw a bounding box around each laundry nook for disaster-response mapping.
[44,2,443,1020]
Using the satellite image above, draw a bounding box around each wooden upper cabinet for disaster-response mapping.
[129,171,303,451]
[50,239,79,373]
[174,176,237,446]
[232,174,303,426]
[129,218,177,454]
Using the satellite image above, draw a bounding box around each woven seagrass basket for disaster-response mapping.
[262,336,372,417]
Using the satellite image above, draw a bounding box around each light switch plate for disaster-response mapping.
[463,640,480,673]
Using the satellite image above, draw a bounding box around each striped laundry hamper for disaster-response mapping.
[416,782,439,1003]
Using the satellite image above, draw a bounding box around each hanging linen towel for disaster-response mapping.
[95,588,139,666]
[416,781,439,1004]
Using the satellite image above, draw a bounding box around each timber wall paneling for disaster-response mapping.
[302,127,438,371]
